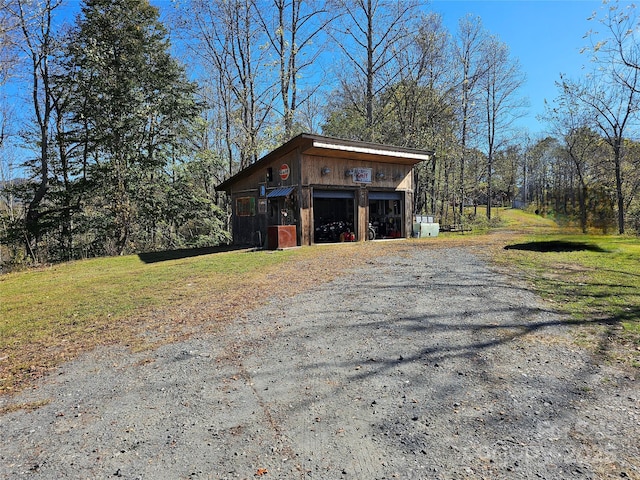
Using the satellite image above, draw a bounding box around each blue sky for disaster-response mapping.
[430,0,608,136]
[3,0,616,181]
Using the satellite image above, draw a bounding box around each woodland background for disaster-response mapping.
[1,0,640,270]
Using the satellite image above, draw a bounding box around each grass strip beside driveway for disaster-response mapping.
[497,232,640,365]
[1,241,416,395]
[1,248,298,393]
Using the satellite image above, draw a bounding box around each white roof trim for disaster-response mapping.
[312,140,431,161]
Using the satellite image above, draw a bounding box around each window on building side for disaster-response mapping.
[237,197,256,216]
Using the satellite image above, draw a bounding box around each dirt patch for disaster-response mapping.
[1,243,638,479]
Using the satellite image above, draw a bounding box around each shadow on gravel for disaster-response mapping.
[503,240,608,253]
[138,245,250,263]
[294,298,635,392]
[341,310,608,376]
[247,254,638,478]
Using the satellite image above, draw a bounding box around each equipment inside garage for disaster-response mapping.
[313,190,355,243]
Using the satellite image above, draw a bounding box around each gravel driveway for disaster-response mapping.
[1,244,638,479]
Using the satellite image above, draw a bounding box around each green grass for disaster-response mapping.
[1,250,294,341]
[483,209,639,366]
[498,230,640,342]
[497,207,563,232]
[0,248,298,392]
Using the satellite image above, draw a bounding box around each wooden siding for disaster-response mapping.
[300,153,413,190]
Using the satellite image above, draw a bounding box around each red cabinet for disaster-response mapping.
[267,225,297,250]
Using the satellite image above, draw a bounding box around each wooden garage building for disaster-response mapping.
[216,133,433,248]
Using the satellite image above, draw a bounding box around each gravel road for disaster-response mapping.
[1,244,638,479]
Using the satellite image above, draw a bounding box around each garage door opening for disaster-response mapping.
[369,191,403,239]
[313,190,355,243]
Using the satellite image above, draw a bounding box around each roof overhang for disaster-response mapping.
[305,139,432,165]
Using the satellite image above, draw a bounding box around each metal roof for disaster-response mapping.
[267,186,295,198]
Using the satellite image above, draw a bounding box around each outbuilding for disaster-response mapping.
[216,133,433,249]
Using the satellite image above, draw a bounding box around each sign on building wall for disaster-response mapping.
[279,164,290,180]
[353,167,372,183]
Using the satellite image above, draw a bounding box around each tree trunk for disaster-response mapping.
[614,140,625,234]
[365,0,374,137]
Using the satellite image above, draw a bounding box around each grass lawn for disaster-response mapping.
[0,247,300,393]
[2,209,639,395]
[499,232,640,327]
[494,209,640,365]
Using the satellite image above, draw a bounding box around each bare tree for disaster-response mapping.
[560,68,639,234]
[390,12,454,147]
[296,92,324,134]
[0,2,19,241]
[328,0,420,141]
[184,0,275,172]
[586,0,640,233]
[544,84,605,232]
[479,35,526,219]
[255,0,334,140]
[388,12,457,217]
[453,14,487,221]
[0,4,18,148]
[4,0,62,262]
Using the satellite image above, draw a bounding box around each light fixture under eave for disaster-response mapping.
[345,168,354,177]
[321,166,331,176]
[376,171,385,180]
